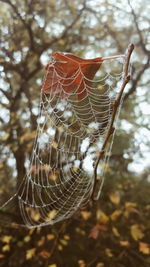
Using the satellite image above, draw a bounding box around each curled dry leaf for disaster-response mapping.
[42,52,103,100]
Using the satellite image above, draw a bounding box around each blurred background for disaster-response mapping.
[0,0,150,266]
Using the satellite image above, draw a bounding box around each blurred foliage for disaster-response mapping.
[0,0,150,266]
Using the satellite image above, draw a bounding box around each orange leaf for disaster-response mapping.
[89,224,107,239]
[39,250,50,259]
[42,52,103,100]
[89,225,99,239]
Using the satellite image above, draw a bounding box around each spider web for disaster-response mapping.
[0,54,126,228]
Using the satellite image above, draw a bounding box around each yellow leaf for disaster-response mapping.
[30,210,41,222]
[75,228,85,235]
[0,163,4,169]
[47,234,55,241]
[60,239,68,246]
[0,254,5,258]
[109,192,120,205]
[20,131,36,143]
[1,235,12,243]
[110,210,122,221]
[26,248,36,260]
[37,236,45,247]
[124,202,138,218]
[78,259,86,267]
[58,244,63,251]
[58,39,65,46]
[24,236,31,243]
[2,244,10,252]
[130,225,144,241]
[120,241,130,247]
[64,235,70,240]
[48,265,57,267]
[139,242,150,255]
[2,133,9,141]
[45,210,57,222]
[112,227,120,237]
[80,211,92,220]
[96,210,109,224]
[105,248,113,257]
[52,141,58,149]
[96,263,104,267]
[125,202,137,208]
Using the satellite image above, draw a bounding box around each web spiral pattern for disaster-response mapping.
[1,54,125,228]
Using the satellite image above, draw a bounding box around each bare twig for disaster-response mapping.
[127,0,149,55]
[91,43,134,201]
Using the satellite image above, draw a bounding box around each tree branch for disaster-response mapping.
[128,0,149,55]
[92,44,134,201]
[0,0,35,50]
[124,55,150,100]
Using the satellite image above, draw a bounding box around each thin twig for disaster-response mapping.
[91,43,134,201]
